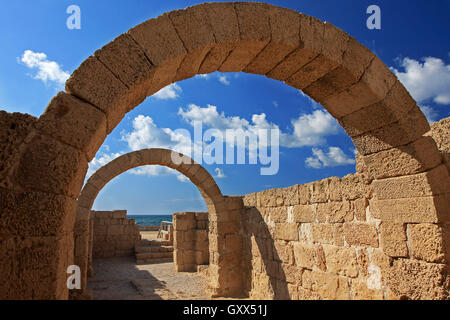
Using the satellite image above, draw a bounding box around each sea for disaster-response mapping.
[128,215,173,227]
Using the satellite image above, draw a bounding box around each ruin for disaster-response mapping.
[0,2,448,300]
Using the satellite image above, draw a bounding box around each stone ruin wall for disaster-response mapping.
[91,210,141,258]
[173,212,210,272]
[238,118,450,300]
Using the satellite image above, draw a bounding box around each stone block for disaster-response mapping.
[351,279,383,300]
[94,33,155,107]
[129,14,187,92]
[303,270,350,300]
[343,223,379,248]
[37,92,107,161]
[323,245,358,278]
[16,133,88,198]
[311,223,334,245]
[293,242,316,269]
[361,136,442,179]
[380,223,408,257]
[244,6,300,75]
[65,56,130,133]
[219,2,271,72]
[293,204,315,222]
[371,194,449,223]
[317,201,353,223]
[408,223,446,263]
[168,5,215,81]
[274,223,299,241]
[373,165,450,200]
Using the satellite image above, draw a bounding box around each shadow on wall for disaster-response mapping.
[241,207,290,300]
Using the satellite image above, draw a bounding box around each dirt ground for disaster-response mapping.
[87,231,208,300]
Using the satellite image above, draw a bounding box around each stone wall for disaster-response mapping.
[91,210,141,258]
[173,212,209,272]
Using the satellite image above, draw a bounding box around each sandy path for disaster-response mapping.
[88,257,208,300]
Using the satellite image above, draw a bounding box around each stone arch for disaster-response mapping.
[74,148,227,295]
[1,2,448,299]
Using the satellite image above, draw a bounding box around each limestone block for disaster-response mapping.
[274,223,299,241]
[354,198,368,221]
[0,187,76,237]
[343,223,379,248]
[317,201,353,223]
[297,287,321,300]
[37,92,106,161]
[283,264,303,285]
[268,206,288,223]
[244,6,300,75]
[380,223,408,257]
[373,165,450,200]
[303,270,350,300]
[274,240,294,265]
[311,224,334,245]
[323,56,397,119]
[168,6,215,81]
[311,179,329,203]
[219,2,271,72]
[385,258,447,300]
[243,193,257,207]
[128,14,187,92]
[352,107,430,155]
[112,210,127,219]
[408,224,446,263]
[351,279,383,300]
[16,133,88,198]
[0,111,37,187]
[371,194,449,223]
[94,33,156,108]
[197,2,240,73]
[323,245,358,278]
[293,204,315,223]
[298,183,312,205]
[293,242,316,269]
[65,56,130,133]
[338,81,417,136]
[361,136,442,179]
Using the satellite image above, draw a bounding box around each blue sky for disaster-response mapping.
[1,0,449,214]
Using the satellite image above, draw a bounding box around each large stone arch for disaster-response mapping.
[73,148,230,296]
[0,2,448,299]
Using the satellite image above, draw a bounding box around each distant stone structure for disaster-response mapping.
[91,210,141,258]
[0,2,448,300]
[173,212,210,272]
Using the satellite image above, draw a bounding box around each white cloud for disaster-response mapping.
[153,83,182,100]
[87,152,122,178]
[128,165,189,183]
[272,101,279,108]
[195,72,231,85]
[305,147,356,169]
[19,50,69,86]
[218,74,230,85]
[282,110,340,148]
[391,55,450,105]
[214,168,226,178]
[419,105,439,122]
[178,104,340,149]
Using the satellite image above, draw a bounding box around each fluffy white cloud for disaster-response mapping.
[128,165,189,182]
[87,152,122,178]
[305,147,356,169]
[178,104,340,149]
[282,110,340,147]
[122,114,195,156]
[153,83,182,100]
[391,55,450,105]
[19,50,69,86]
[214,168,226,178]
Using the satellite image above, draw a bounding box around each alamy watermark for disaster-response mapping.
[170,121,280,176]
[66,5,81,30]
[366,5,381,30]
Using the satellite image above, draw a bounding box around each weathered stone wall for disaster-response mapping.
[91,210,141,258]
[240,116,450,300]
[173,212,210,272]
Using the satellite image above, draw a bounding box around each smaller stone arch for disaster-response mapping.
[73,148,243,298]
